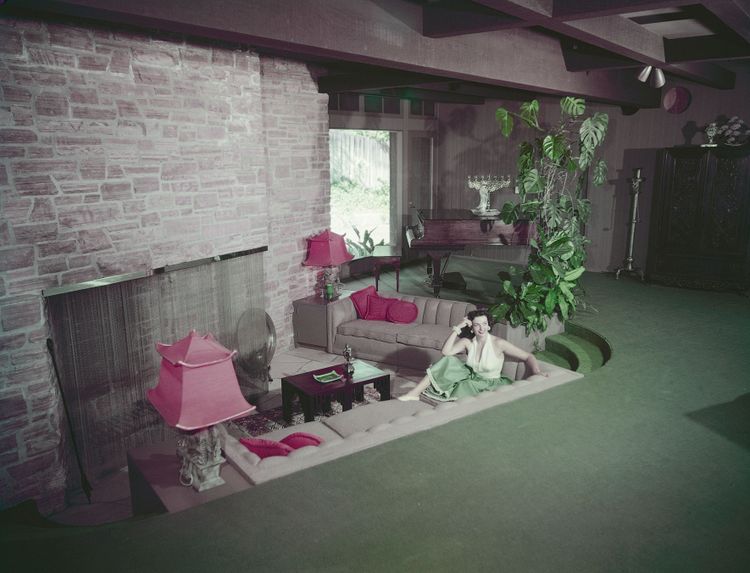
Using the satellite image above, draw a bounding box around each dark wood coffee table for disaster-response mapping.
[282,360,391,423]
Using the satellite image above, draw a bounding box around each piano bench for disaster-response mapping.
[373,256,400,292]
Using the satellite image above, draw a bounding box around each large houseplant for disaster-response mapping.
[489,97,608,333]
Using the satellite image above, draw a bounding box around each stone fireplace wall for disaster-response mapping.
[0,15,329,511]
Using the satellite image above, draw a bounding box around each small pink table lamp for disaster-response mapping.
[303,229,353,299]
[148,330,255,491]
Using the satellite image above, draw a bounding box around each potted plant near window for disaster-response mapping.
[341,225,386,279]
[345,226,385,258]
[490,97,609,337]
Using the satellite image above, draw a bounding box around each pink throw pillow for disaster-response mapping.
[350,286,377,318]
[239,437,294,459]
[387,300,418,324]
[365,295,396,320]
[279,432,323,449]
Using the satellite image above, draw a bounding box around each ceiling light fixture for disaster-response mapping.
[637,65,666,88]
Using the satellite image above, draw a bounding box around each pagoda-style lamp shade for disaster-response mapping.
[147,330,255,491]
[303,229,353,299]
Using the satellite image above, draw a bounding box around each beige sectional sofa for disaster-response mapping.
[326,292,563,374]
[219,292,577,489]
[327,292,477,371]
[223,361,583,486]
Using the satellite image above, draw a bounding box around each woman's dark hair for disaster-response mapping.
[457,309,494,339]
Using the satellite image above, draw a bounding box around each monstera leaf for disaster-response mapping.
[496,107,514,137]
[561,96,585,117]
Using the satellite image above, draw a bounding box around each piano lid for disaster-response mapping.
[410,208,533,247]
[418,209,501,221]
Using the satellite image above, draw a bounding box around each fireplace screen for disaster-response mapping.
[45,250,268,484]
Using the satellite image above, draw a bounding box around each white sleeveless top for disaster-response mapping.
[466,337,504,379]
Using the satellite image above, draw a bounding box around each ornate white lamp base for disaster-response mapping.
[176,425,226,492]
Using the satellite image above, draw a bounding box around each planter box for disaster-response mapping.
[492,315,564,353]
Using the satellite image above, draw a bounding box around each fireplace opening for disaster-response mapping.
[43,248,270,491]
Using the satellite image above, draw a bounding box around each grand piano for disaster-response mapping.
[406,209,533,295]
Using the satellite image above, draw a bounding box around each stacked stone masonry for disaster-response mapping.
[0,15,330,512]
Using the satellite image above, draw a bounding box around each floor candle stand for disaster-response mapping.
[615,167,646,281]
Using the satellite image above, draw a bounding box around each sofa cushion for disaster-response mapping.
[259,422,343,442]
[239,437,294,459]
[323,399,432,437]
[396,323,452,350]
[337,319,402,344]
[350,286,377,318]
[420,298,476,326]
[387,300,418,324]
[364,295,396,321]
[280,432,324,449]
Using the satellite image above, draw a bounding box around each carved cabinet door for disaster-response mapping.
[647,146,750,290]
[701,147,750,258]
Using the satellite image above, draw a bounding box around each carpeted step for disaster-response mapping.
[533,349,573,370]
[545,333,604,374]
[565,322,612,365]
[543,336,580,372]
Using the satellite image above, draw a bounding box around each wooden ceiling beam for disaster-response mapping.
[318,71,443,93]
[362,87,486,104]
[703,0,750,43]
[551,0,695,20]
[560,38,640,71]
[665,35,750,62]
[417,81,541,101]
[475,0,735,87]
[422,1,525,38]
[13,0,663,107]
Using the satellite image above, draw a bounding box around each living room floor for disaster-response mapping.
[48,344,424,526]
[9,268,749,571]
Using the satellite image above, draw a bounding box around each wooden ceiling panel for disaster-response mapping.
[8,0,747,109]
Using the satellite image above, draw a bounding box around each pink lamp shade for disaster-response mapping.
[147,330,255,431]
[302,229,353,267]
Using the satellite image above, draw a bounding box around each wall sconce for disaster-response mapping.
[637,65,666,88]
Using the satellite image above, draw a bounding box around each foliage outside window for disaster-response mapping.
[330,129,391,247]
[490,97,609,333]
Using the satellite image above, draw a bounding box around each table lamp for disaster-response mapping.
[302,229,353,299]
[147,330,255,491]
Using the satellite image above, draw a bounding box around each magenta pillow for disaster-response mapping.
[364,295,397,320]
[350,286,377,318]
[387,300,418,324]
[239,437,293,459]
[279,432,323,449]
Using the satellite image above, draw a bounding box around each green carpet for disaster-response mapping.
[3,272,750,572]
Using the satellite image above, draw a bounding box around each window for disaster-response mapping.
[328,94,438,248]
[329,129,391,253]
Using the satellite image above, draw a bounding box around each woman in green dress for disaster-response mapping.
[398,309,547,402]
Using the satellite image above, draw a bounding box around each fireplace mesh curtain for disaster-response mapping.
[45,252,267,485]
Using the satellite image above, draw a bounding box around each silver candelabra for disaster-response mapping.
[467,175,511,216]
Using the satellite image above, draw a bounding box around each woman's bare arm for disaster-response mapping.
[495,338,548,377]
[441,317,471,356]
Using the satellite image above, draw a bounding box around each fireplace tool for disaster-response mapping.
[46,338,93,502]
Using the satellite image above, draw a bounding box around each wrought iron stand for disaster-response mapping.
[615,167,646,281]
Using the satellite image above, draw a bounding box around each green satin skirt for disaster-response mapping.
[423,355,512,402]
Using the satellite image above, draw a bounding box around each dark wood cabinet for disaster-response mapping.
[646,146,750,290]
